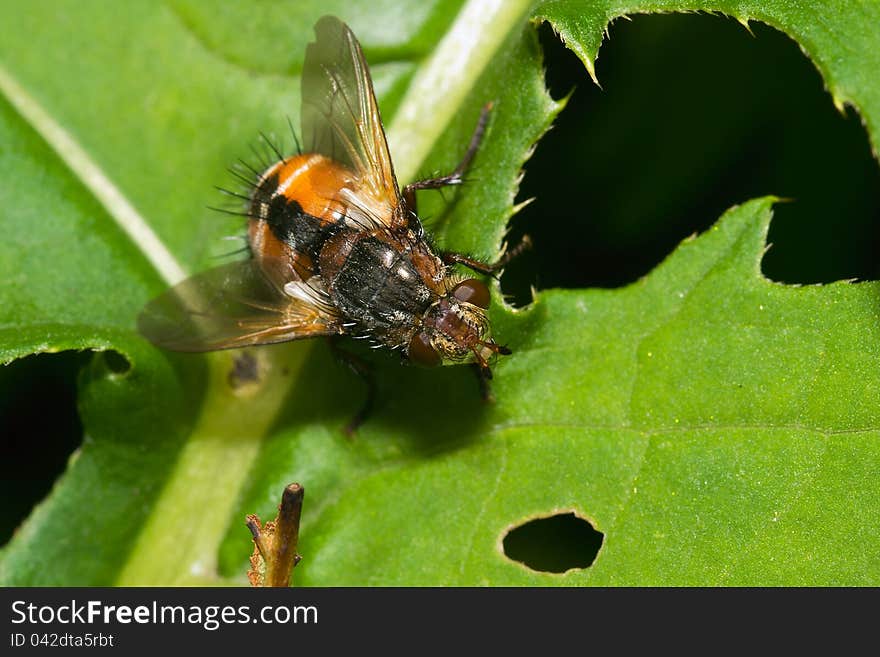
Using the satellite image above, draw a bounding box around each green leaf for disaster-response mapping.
[1,0,878,586]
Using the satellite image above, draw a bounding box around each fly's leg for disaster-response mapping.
[402,102,493,214]
[472,363,495,403]
[328,337,376,437]
[441,235,532,276]
[399,100,530,273]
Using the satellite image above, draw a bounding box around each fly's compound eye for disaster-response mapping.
[408,331,442,367]
[452,278,490,309]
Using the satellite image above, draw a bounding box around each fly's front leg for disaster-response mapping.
[402,102,493,214]
[328,337,376,437]
[441,234,532,276]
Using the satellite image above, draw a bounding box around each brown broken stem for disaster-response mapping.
[246,482,304,587]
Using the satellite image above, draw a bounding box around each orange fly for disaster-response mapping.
[139,16,520,430]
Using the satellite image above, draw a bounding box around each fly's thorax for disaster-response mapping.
[321,231,438,342]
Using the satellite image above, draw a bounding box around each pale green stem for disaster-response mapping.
[387,0,535,183]
[0,64,187,286]
[116,346,307,585]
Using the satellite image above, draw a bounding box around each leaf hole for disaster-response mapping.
[0,351,88,545]
[99,349,131,376]
[502,512,603,573]
[501,13,880,305]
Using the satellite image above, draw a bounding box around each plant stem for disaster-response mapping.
[386,0,534,183]
[116,347,307,585]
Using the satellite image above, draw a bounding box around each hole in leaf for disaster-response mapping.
[100,349,131,375]
[501,14,880,305]
[503,512,603,573]
[0,351,88,545]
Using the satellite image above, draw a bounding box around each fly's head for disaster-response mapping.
[407,278,511,375]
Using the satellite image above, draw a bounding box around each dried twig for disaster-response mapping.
[246,483,304,587]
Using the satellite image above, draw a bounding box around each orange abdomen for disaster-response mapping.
[247,153,354,278]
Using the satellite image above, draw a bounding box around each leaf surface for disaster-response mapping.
[1,0,878,585]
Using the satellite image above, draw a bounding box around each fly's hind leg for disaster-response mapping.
[328,337,376,437]
[402,102,493,215]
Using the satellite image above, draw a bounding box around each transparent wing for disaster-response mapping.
[301,15,403,229]
[138,259,342,352]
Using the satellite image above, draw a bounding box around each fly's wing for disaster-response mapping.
[138,259,342,352]
[301,16,404,230]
